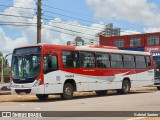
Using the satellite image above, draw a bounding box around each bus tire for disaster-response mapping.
[117,80,130,94]
[61,83,73,100]
[95,90,107,96]
[36,94,48,100]
[157,86,160,90]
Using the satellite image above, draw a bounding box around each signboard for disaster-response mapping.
[152,52,160,56]
[145,46,160,52]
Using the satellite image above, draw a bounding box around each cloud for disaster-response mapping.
[42,18,103,44]
[0,28,29,53]
[121,29,141,35]
[0,0,104,54]
[87,0,160,27]
[143,27,160,33]
[0,0,36,29]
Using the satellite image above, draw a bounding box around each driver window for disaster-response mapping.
[44,55,58,73]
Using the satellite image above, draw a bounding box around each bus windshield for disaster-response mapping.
[155,61,160,78]
[11,47,41,79]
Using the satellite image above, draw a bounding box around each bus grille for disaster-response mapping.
[15,89,31,94]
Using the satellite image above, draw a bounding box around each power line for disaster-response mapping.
[0,21,36,24]
[43,4,93,18]
[43,10,95,24]
[43,26,96,40]
[42,0,85,11]
[0,13,34,19]
[3,10,35,16]
[0,4,36,10]
[1,0,36,5]
[43,24,97,37]
[43,17,104,31]
[0,23,36,27]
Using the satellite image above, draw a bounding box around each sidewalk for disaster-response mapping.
[0,83,10,88]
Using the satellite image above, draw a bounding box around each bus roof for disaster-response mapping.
[76,46,150,55]
[14,43,150,55]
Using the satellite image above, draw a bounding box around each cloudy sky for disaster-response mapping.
[0,0,160,55]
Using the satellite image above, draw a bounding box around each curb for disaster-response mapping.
[0,91,11,95]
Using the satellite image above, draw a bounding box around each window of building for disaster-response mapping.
[135,55,146,69]
[130,38,141,46]
[62,51,79,68]
[123,55,135,68]
[96,53,110,68]
[80,52,95,68]
[114,39,124,47]
[110,54,123,68]
[147,36,159,45]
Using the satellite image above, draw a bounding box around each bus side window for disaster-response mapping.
[80,52,95,68]
[135,55,146,69]
[110,54,123,68]
[62,51,80,68]
[44,55,58,74]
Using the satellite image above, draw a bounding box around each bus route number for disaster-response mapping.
[65,75,74,78]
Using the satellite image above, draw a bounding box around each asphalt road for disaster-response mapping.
[0,89,160,120]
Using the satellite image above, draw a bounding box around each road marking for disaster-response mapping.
[20,104,25,106]
[35,108,42,110]
[126,117,145,120]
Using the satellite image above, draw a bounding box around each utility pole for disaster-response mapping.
[0,52,4,84]
[37,0,42,44]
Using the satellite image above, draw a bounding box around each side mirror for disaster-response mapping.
[5,59,8,66]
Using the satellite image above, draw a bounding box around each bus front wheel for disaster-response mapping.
[157,86,160,90]
[36,94,48,100]
[61,83,73,100]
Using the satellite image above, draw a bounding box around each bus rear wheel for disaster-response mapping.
[36,94,48,100]
[117,80,130,94]
[95,90,107,96]
[157,86,160,90]
[61,83,73,100]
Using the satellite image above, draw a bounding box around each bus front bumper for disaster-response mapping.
[154,78,160,86]
[10,80,44,95]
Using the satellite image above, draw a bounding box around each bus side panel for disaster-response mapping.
[113,69,137,89]
[43,71,64,94]
[96,69,116,90]
[136,69,154,87]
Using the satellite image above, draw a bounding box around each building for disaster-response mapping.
[98,23,120,37]
[99,32,160,65]
[90,39,99,45]
[67,37,86,46]
[67,37,99,46]
[100,32,160,50]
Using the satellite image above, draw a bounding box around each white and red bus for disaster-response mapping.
[10,44,154,100]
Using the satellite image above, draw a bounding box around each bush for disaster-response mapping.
[0,76,10,83]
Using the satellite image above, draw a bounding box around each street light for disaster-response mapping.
[0,51,4,84]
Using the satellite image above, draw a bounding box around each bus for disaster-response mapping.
[154,60,160,90]
[10,44,154,100]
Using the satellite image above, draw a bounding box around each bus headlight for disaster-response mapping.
[33,80,40,87]
[10,81,14,88]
